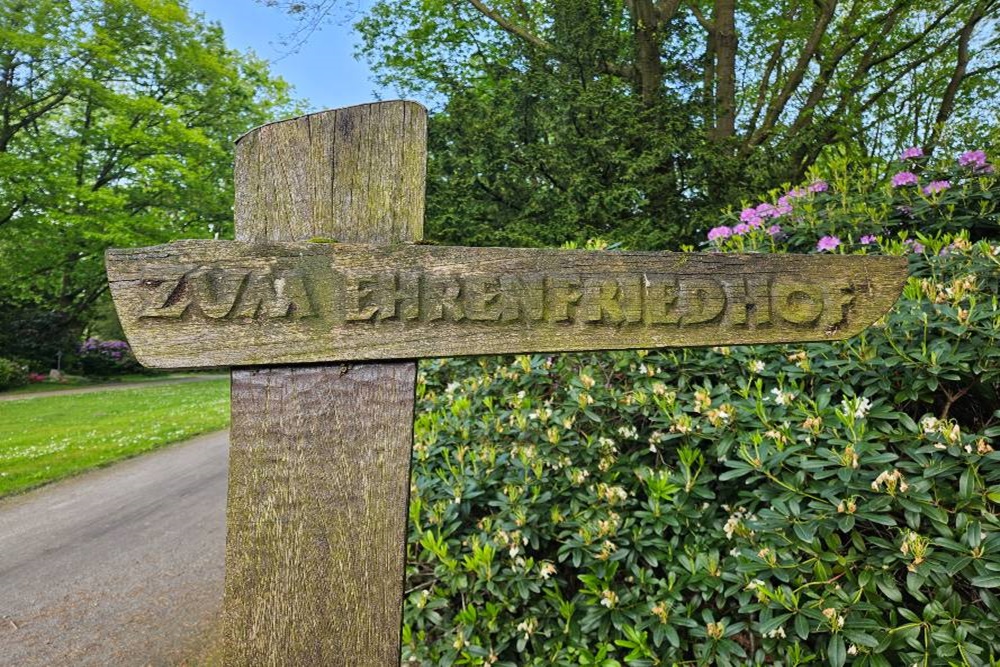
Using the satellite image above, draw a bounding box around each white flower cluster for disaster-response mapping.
[723,506,755,540]
[648,430,667,453]
[921,415,963,448]
[769,387,796,406]
[617,424,638,439]
[871,469,909,494]
[840,395,872,419]
[597,483,629,504]
[516,617,537,640]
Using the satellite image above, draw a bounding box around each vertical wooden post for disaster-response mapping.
[223,101,426,665]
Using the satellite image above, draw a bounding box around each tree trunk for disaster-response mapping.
[629,0,664,105]
[712,0,737,141]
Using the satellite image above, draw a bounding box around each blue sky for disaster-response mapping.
[187,0,392,112]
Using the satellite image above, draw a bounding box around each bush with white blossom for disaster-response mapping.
[403,150,1000,666]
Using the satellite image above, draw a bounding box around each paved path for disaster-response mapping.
[0,375,229,402]
[0,431,229,666]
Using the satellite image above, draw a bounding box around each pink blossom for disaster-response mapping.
[900,146,924,160]
[767,225,782,236]
[807,180,829,193]
[755,202,777,218]
[740,207,760,224]
[958,150,987,169]
[922,180,950,195]
[891,171,918,187]
[707,226,732,241]
[733,223,751,235]
[774,202,793,217]
[860,235,877,245]
[904,239,925,254]
[816,235,841,252]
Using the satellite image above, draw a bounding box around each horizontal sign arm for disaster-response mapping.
[106,240,908,369]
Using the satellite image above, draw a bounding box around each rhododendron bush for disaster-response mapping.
[403,151,1000,666]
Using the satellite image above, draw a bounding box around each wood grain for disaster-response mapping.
[107,241,908,368]
[222,102,425,666]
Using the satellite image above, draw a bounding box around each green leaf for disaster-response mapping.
[828,634,846,667]
[969,575,1000,588]
[795,612,811,640]
[877,578,903,602]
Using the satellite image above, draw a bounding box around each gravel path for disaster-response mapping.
[0,431,229,666]
[0,375,229,402]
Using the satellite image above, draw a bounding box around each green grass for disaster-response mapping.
[1,372,208,395]
[0,379,229,497]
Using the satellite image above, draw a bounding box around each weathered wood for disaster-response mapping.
[107,240,907,368]
[222,102,425,666]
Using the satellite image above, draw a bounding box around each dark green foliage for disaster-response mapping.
[352,0,1000,250]
[0,357,28,390]
[403,160,1000,664]
[0,305,78,372]
[75,339,144,378]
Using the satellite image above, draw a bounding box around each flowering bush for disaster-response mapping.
[706,148,998,254]
[403,151,1000,665]
[0,357,29,390]
[76,338,143,377]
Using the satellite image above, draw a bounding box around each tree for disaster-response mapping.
[267,0,1000,249]
[0,0,292,352]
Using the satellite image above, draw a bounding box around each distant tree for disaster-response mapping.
[265,0,999,248]
[0,0,292,343]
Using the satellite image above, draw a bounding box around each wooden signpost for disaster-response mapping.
[105,101,908,665]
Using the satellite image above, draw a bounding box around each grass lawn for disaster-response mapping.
[1,372,209,396]
[0,379,229,497]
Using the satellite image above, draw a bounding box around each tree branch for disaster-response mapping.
[654,0,685,23]
[927,0,993,150]
[685,0,715,31]
[744,0,839,150]
[467,0,555,52]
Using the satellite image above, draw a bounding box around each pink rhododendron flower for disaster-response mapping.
[755,202,777,218]
[707,226,732,241]
[733,223,750,235]
[904,239,925,254]
[958,150,987,169]
[807,180,828,193]
[860,235,877,245]
[922,180,950,195]
[740,207,760,224]
[767,225,782,236]
[900,146,923,160]
[891,171,918,187]
[816,235,841,252]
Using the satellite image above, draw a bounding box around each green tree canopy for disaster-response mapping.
[0,0,292,338]
[270,0,1000,249]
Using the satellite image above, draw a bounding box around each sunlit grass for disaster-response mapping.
[0,379,229,497]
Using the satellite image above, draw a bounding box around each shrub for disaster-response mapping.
[76,338,144,377]
[0,305,79,372]
[403,150,1000,665]
[0,358,29,390]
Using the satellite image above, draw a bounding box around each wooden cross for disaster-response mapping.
[105,101,906,665]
